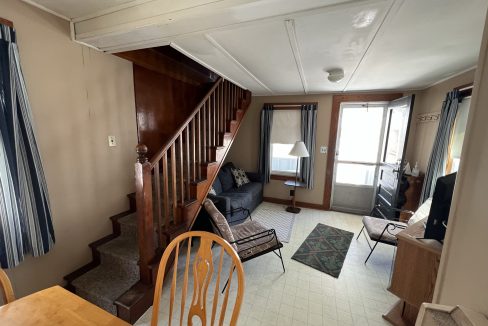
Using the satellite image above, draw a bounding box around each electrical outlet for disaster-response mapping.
[108,136,117,147]
[320,146,328,154]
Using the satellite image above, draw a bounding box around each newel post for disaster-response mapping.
[135,144,155,284]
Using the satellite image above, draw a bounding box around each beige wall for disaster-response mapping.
[405,70,476,172]
[226,95,332,205]
[433,10,488,314]
[2,0,137,298]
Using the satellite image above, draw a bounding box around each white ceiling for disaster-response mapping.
[24,0,488,94]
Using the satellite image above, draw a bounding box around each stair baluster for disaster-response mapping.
[134,78,250,285]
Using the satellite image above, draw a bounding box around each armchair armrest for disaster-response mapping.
[230,229,280,249]
[246,172,264,183]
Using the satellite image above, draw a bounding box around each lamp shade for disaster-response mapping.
[289,141,309,158]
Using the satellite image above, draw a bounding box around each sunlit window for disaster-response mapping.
[269,109,301,176]
[271,143,298,175]
[446,97,470,174]
[335,105,384,186]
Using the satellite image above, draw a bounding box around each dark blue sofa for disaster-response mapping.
[208,162,263,224]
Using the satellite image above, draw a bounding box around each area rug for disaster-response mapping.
[252,205,295,243]
[292,223,354,278]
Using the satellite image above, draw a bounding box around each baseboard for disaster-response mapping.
[330,205,369,215]
[263,197,327,211]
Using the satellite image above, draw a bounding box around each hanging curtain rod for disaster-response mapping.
[0,17,14,28]
[455,83,473,92]
[265,102,318,109]
[455,83,473,98]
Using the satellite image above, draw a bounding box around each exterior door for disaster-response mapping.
[331,103,388,214]
[374,95,415,220]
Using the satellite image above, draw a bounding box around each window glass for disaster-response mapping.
[337,106,384,163]
[271,143,298,174]
[383,106,409,164]
[335,163,376,186]
[270,110,302,175]
[447,97,471,173]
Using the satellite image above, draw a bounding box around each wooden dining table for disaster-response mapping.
[0,285,130,325]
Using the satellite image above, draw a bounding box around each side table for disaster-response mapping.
[284,180,306,213]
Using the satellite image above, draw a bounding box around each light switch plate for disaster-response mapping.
[108,136,117,147]
[320,146,328,154]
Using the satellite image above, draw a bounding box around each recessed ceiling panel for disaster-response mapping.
[295,1,391,92]
[173,37,270,95]
[208,21,304,94]
[347,0,488,91]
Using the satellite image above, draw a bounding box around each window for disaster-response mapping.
[447,96,471,173]
[335,104,385,186]
[270,110,301,175]
[271,143,297,174]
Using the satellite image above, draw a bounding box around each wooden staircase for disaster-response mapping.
[64,77,251,323]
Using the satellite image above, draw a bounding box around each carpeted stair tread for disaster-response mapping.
[97,236,139,263]
[118,213,137,238]
[118,213,137,228]
[72,265,138,314]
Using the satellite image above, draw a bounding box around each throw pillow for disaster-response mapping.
[203,199,238,252]
[231,168,250,188]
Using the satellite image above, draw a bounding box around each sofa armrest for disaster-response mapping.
[207,194,230,215]
[246,172,264,183]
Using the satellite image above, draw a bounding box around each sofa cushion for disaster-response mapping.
[232,182,262,198]
[231,220,279,260]
[203,199,237,251]
[218,167,235,192]
[362,216,407,244]
[212,177,223,194]
[220,191,253,210]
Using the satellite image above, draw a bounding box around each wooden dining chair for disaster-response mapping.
[0,269,15,305]
[151,231,245,326]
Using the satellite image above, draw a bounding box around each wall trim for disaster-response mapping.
[263,196,327,211]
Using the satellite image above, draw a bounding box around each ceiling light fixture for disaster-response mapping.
[352,10,378,29]
[326,68,344,83]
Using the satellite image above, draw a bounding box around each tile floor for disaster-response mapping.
[135,202,397,326]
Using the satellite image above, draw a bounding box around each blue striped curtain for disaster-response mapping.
[420,90,460,203]
[258,105,273,183]
[0,23,54,268]
[300,104,317,188]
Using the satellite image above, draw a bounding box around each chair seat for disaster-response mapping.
[362,216,407,244]
[231,220,281,260]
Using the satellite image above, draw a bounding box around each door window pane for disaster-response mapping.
[337,106,384,163]
[384,107,409,164]
[336,163,376,186]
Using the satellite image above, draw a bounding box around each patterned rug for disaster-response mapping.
[252,204,295,243]
[292,223,354,278]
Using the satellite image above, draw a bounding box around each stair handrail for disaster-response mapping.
[135,76,246,285]
[148,77,223,168]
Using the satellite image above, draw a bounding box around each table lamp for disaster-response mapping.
[286,141,309,213]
